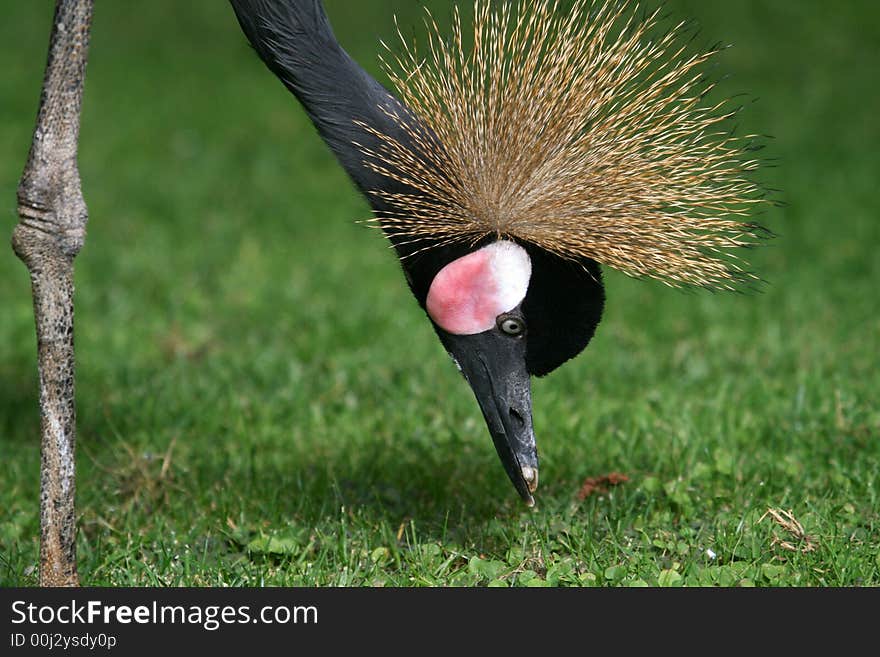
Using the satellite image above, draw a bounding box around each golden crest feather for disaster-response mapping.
[357,0,770,289]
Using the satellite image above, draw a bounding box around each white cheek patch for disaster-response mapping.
[426,240,532,335]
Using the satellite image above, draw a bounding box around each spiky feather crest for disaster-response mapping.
[356,0,769,289]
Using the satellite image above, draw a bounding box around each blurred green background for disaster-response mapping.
[0,1,877,586]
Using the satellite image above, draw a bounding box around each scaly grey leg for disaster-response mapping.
[13,0,94,587]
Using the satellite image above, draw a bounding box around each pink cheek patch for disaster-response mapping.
[426,241,532,335]
[427,249,496,335]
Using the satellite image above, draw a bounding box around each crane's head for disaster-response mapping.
[402,238,604,504]
[356,0,769,503]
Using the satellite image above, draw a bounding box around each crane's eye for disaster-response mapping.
[498,315,525,336]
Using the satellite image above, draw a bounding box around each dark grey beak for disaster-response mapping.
[440,330,539,505]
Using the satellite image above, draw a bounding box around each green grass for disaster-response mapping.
[1,0,878,587]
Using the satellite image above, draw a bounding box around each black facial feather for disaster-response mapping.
[521,246,605,377]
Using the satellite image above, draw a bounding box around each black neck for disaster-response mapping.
[230,0,411,201]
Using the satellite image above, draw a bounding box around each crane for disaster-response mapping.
[229,0,767,505]
[14,0,766,585]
